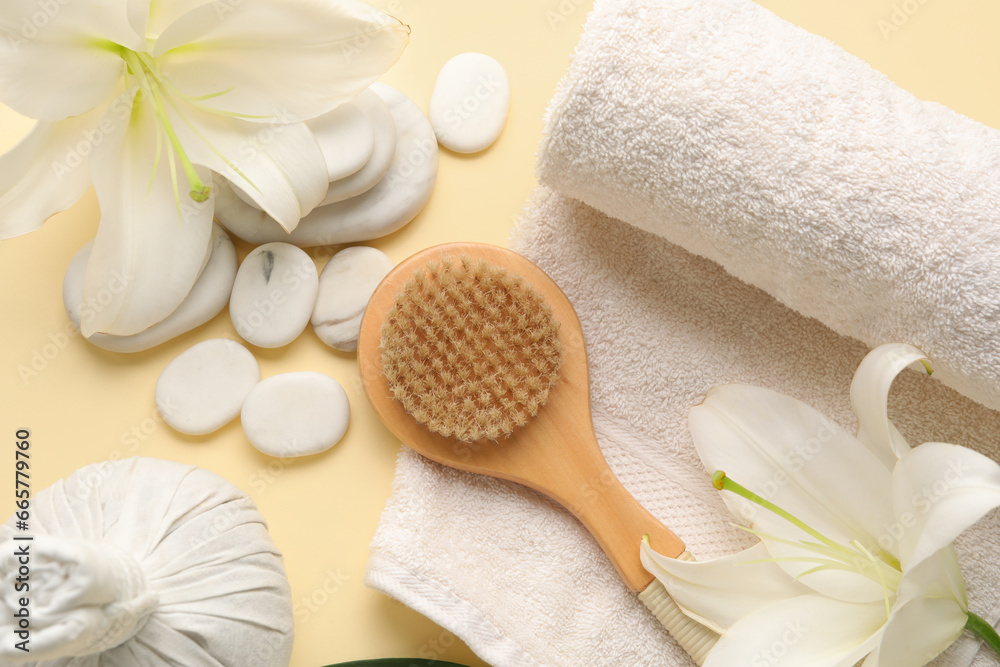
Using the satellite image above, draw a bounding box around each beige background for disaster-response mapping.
[1,1,999,665]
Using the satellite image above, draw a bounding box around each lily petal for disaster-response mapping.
[153,0,408,122]
[865,596,967,667]
[851,344,927,467]
[640,541,812,634]
[691,385,894,601]
[144,0,212,40]
[702,595,885,667]
[0,104,114,238]
[892,441,1000,570]
[84,89,214,336]
[168,99,327,230]
[896,545,967,611]
[0,0,142,120]
[126,0,151,42]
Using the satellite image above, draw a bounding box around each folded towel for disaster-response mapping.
[367,1,1000,665]
[368,192,1000,666]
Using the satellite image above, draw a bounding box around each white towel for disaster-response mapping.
[366,1,1000,665]
[537,0,1000,414]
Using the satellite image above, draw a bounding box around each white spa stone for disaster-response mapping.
[311,246,394,351]
[63,224,237,353]
[155,339,260,435]
[230,242,319,348]
[215,174,273,220]
[322,88,397,204]
[214,83,437,247]
[229,179,264,210]
[429,53,510,153]
[241,372,350,457]
[307,99,375,182]
[220,89,395,213]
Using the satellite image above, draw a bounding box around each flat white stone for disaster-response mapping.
[63,224,237,353]
[322,88,397,205]
[214,174,274,222]
[221,89,394,213]
[214,83,437,247]
[230,242,318,348]
[241,372,350,457]
[429,53,510,153]
[312,246,394,351]
[229,179,264,210]
[155,339,260,435]
[307,99,375,182]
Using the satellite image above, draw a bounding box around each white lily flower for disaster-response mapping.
[0,0,407,336]
[641,343,1000,666]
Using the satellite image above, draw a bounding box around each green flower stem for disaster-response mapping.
[966,612,1000,657]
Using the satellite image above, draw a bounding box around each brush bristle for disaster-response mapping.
[380,255,562,442]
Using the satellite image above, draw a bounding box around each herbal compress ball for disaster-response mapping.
[0,457,293,666]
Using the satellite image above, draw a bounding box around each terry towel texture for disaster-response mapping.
[367,0,1000,665]
[538,0,1000,414]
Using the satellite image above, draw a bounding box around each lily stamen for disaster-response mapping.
[713,471,847,554]
[713,470,902,606]
[853,540,892,619]
[121,49,210,204]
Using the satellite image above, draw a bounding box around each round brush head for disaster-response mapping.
[380,255,562,442]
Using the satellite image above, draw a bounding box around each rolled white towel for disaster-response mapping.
[538,0,1000,411]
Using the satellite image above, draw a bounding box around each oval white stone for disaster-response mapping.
[241,372,350,457]
[312,246,394,351]
[230,243,319,348]
[229,179,263,211]
[155,339,260,435]
[307,99,375,182]
[63,224,237,353]
[322,88,396,205]
[214,83,437,247]
[221,88,394,213]
[429,53,511,153]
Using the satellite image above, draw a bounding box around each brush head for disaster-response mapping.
[361,243,688,592]
[380,254,562,442]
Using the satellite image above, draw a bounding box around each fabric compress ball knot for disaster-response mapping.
[0,457,293,666]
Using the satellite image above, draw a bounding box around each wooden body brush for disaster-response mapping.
[358,243,718,663]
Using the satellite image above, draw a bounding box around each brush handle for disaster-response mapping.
[639,553,720,665]
[544,431,685,592]
[359,242,704,659]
